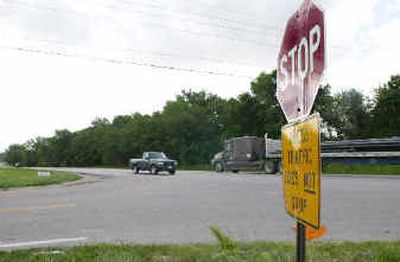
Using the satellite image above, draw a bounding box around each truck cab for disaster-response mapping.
[211,136,281,174]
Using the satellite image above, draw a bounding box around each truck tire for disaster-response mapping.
[168,170,176,175]
[133,166,139,174]
[264,161,277,174]
[214,162,224,172]
[151,165,158,175]
[277,161,283,174]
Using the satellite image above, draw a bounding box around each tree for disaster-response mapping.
[371,75,400,137]
[248,71,286,138]
[333,89,372,139]
[5,144,27,166]
[161,91,224,165]
[8,70,393,168]
[50,129,73,166]
[91,117,111,128]
[219,71,286,139]
[312,84,339,140]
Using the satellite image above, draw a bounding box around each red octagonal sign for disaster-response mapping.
[277,0,325,122]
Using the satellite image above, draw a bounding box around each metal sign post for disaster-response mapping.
[296,222,306,262]
[276,1,325,261]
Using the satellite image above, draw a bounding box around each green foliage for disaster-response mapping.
[313,86,372,140]
[220,71,285,139]
[4,71,400,168]
[209,226,237,251]
[333,89,372,139]
[371,75,400,137]
[4,144,27,166]
[312,84,340,139]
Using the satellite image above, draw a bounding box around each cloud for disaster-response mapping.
[0,0,399,150]
[326,0,378,47]
[324,0,400,95]
[393,0,400,9]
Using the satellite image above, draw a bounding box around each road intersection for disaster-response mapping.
[1,168,399,249]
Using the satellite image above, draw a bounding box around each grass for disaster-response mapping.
[0,168,80,189]
[323,164,400,175]
[0,241,399,261]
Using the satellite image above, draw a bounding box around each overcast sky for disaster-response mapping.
[0,0,399,151]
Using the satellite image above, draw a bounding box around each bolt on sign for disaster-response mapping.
[281,113,321,229]
[277,0,325,123]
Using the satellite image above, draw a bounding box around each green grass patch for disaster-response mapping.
[323,164,400,175]
[0,241,399,261]
[0,168,80,189]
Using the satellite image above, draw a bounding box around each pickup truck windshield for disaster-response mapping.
[148,152,167,159]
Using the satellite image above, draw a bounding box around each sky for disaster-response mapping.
[0,0,399,151]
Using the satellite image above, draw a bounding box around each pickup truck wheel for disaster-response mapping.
[168,170,176,175]
[133,166,139,174]
[151,165,158,175]
[214,162,224,172]
[264,161,276,174]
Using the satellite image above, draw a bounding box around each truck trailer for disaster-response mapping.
[211,135,400,174]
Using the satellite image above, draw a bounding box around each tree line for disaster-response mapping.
[4,71,400,167]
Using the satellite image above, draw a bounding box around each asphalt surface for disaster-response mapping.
[0,168,399,249]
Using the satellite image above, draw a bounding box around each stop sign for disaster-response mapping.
[277,0,325,122]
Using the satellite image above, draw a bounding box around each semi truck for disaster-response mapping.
[211,135,400,174]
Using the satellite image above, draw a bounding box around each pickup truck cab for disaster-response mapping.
[129,152,177,175]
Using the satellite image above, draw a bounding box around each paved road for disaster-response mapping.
[0,168,399,249]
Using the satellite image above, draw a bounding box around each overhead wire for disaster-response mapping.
[116,0,280,33]
[0,0,282,78]
[0,44,256,79]
[3,0,281,47]
[175,0,278,26]
[2,32,264,68]
[0,0,366,68]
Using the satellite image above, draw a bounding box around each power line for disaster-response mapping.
[3,32,264,68]
[3,0,281,47]
[116,0,280,33]
[123,47,263,68]
[106,3,278,35]
[181,0,278,26]
[0,44,256,79]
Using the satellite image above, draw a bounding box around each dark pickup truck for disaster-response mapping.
[129,152,177,174]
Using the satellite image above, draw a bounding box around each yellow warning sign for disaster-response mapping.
[282,113,321,229]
